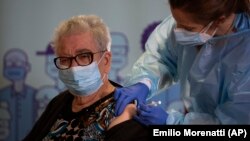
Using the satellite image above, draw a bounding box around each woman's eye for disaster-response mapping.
[60,58,69,64]
[78,54,90,60]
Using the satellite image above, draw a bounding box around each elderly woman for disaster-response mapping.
[23,15,148,141]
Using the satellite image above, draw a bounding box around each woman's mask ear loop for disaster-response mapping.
[97,51,107,65]
[201,21,214,33]
[201,21,218,37]
[211,28,218,37]
[97,51,108,80]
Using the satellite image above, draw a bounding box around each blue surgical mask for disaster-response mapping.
[4,67,26,81]
[59,54,105,96]
[174,21,217,46]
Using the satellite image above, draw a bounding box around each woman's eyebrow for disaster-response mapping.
[75,48,91,53]
[177,23,195,30]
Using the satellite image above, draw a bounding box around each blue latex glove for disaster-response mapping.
[134,104,168,126]
[114,82,149,116]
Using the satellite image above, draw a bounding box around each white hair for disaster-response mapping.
[53,15,111,52]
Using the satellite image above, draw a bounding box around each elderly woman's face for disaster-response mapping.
[56,32,102,68]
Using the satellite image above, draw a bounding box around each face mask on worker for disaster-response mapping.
[174,21,217,46]
[59,53,106,96]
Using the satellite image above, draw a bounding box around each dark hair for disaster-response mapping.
[169,0,250,24]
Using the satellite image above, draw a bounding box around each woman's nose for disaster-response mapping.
[71,59,78,67]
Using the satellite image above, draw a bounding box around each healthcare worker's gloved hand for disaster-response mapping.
[114,82,149,116]
[134,104,168,126]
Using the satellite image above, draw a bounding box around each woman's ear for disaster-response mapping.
[104,51,112,65]
[213,13,235,35]
[214,15,227,26]
[103,51,112,73]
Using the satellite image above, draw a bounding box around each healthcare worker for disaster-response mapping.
[115,0,250,124]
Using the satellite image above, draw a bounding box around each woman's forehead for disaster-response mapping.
[171,8,205,29]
